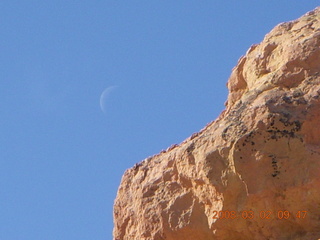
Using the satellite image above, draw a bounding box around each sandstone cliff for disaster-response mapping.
[113,8,320,240]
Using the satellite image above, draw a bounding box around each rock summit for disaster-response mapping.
[114,8,320,240]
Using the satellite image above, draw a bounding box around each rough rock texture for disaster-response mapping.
[114,8,320,240]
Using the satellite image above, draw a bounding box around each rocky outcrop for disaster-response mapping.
[113,8,320,240]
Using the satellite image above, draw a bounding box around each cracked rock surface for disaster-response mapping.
[113,7,320,240]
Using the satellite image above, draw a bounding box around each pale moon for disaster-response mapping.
[100,86,118,114]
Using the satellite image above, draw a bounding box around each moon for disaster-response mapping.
[100,86,118,114]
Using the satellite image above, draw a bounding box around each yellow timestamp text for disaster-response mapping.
[212,210,307,220]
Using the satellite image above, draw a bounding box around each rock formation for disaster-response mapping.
[113,7,320,240]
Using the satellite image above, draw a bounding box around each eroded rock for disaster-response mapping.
[114,7,320,240]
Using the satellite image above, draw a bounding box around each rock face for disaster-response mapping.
[113,8,320,240]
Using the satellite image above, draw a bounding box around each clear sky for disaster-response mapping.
[1,1,319,239]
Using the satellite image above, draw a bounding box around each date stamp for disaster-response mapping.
[212,210,307,220]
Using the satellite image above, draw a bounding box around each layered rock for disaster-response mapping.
[113,7,320,240]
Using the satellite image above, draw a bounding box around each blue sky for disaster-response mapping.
[1,1,319,239]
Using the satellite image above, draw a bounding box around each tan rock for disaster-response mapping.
[113,7,320,240]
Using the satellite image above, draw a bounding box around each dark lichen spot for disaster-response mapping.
[270,155,280,177]
[296,97,307,105]
[294,120,301,131]
[282,96,293,104]
[293,90,303,98]
[186,143,195,153]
